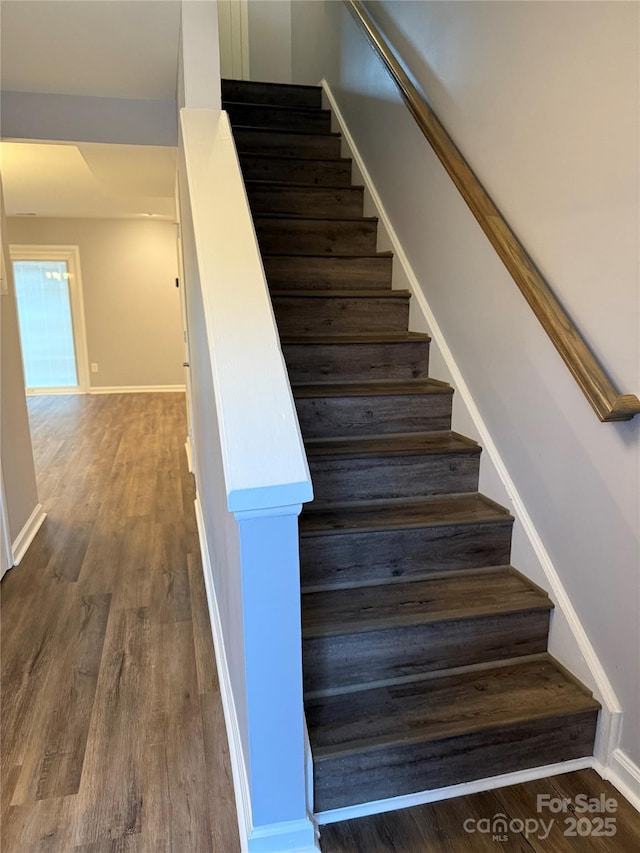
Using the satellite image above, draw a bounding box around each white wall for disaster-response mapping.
[7,217,184,390]
[1,187,39,549]
[292,0,640,771]
[247,0,291,83]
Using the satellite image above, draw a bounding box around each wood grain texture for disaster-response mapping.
[345,0,640,422]
[246,182,365,218]
[224,101,332,134]
[239,152,352,186]
[272,291,410,336]
[263,253,394,290]
[235,128,343,159]
[222,79,322,110]
[255,214,379,255]
[320,768,640,852]
[1,394,239,852]
[293,379,454,437]
[283,334,430,382]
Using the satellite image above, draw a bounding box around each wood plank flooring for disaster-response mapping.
[1,394,240,852]
[3,394,638,851]
[320,769,640,852]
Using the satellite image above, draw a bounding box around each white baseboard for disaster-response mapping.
[194,495,252,853]
[321,75,623,786]
[26,388,84,396]
[185,436,194,474]
[596,749,640,812]
[194,496,320,852]
[11,503,46,565]
[89,385,186,394]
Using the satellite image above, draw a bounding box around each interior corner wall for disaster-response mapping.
[1,191,39,546]
[7,217,184,390]
[292,0,640,768]
[247,0,291,83]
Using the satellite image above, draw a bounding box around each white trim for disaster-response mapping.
[0,470,13,579]
[11,502,46,565]
[194,495,252,853]
[194,495,319,852]
[184,437,193,474]
[26,387,85,396]
[10,245,90,394]
[595,750,640,812]
[321,75,623,781]
[89,385,186,395]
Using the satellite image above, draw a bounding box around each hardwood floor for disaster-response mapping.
[4,394,638,852]
[1,393,240,852]
[320,769,640,852]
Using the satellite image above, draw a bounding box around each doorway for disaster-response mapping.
[10,245,90,394]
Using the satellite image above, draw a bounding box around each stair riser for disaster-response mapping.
[273,297,409,336]
[303,610,550,693]
[247,186,364,218]
[313,710,599,811]
[256,219,378,255]
[222,80,322,109]
[240,155,351,187]
[264,255,393,290]
[309,453,480,502]
[300,522,513,587]
[294,393,452,437]
[235,129,342,159]
[226,102,332,134]
[284,341,430,382]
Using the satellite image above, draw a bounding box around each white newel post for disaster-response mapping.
[236,506,317,851]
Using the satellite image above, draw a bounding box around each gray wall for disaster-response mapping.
[7,217,184,390]
[1,190,39,546]
[292,0,640,766]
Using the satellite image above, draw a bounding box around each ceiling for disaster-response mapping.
[0,0,181,100]
[0,1,181,220]
[1,141,177,219]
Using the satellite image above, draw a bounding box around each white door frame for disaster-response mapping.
[9,244,91,394]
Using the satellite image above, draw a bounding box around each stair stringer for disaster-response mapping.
[318,77,629,814]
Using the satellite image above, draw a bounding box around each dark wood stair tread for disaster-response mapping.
[304,430,478,460]
[282,332,429,344]
[302,566,552,638]
[306,656,599,757]
[224,99,330,117]
[234,125,342,140]
[272,289,410,299]
[292,378,452,398]
[245,179,365,191]
[255,213,378,224]
[300,493,512,535]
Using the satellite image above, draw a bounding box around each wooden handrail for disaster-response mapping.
[345,0,640,422]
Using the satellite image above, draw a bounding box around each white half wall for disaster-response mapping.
[7,217,184,389]
[291,0,640,776]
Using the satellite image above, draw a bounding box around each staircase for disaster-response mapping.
[222,78,600,814]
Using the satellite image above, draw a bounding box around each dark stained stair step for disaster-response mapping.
[222,78,323,110]
[235,128,342,160]
[292,379,453,437]
[238,153,352,186]
[302,567,552,692]
[305,430,480,502]
[283,333,430,382]
[272,290,410,336]
[255,214,379,255]
[307,656,600,811]
[299,493,514,587]
[245,181,364,217]
[225,101,332,134]
[264,253,393,290]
